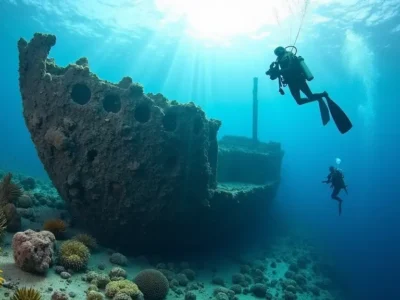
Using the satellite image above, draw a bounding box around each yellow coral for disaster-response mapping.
[0,269,4,286]
[73,233,97,250]
[105,279,141,298]
[12,287,42,300]
[59,240,90,271]
[86,290,104,300]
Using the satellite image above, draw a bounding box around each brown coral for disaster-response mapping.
[134,269,169,300]
[43,219,67,238]
[0,173,22,204]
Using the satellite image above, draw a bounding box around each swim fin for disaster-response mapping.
[318,99,330,125]
[324,95,353,134]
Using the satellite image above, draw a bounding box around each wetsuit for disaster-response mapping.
[277,52,326,105]
[325,169,347,215]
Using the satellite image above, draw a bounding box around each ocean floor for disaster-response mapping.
[0,171,347,300]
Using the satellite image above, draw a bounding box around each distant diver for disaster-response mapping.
[322,166,348,215]
[265,46,353,134]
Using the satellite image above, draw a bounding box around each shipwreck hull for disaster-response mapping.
[18,33,283,254]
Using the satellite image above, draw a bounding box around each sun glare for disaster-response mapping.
[155,0,293,40]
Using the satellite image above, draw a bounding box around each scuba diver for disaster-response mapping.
[322,166,348,216]
[265,46,353,134]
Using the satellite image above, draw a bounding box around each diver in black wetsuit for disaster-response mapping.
[265,46,353,134]
[322,166,348,215]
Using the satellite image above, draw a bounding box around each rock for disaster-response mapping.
[51,291,69,300]
[12,229,56,274]
[17,194,33,208]
[17,33,283,254]
[60,272,71,279]
[55,266,66,274]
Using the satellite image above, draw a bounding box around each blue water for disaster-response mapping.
[1,1,399,299]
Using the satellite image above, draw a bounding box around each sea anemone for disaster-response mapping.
[73,233,97,250]
[43,218,67,238]
[0,173,22,204]
[12,287,42,300]
[134,269,169,300]
[59,240,90,271]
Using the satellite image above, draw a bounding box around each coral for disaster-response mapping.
[87,291,104,300]
[0,174,22,232]
[3,202,21,232]
[88,284,99,292]
[176,273,189,286]
[212,288,234,300]
[105,279,141,298]
[158,269,175,281]
[181,269,196,281]
[51,291,69,300]
[232,273,246,286]
[110,253,128,266]
[20,177,36,190]
[73,233,97,250]
[114,293,133,300]
[109,267,127,279]
[86,271,100,282]
[0,173,22,204]
[59,240,90,271]
[250,284,267,298]
[230,285,242,294]
[215,292,229,300]
[17,194,33,208]
[240,265,251,274]
[294,274,306,286]
[93,273,110,288]
[12,229,56,274]
[134,269,169,300]
[0,267,4,286]
[185,291,196,300]
[284,291,296,300]
[12,287,42,300]
[43,219,67,238]
[251,260,266,271]
[0,206,6,238]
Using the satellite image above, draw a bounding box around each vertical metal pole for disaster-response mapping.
[252,77,258,143]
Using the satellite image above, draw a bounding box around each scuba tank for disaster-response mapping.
[284,46,314,81]
[297,56,314,81]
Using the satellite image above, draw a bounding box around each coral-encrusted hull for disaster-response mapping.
[18,33,282,254]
